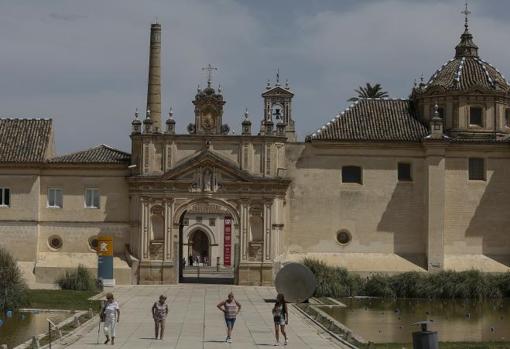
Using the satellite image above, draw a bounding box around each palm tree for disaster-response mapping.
[348,83,389,102]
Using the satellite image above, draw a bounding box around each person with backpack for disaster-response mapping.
[152,295,169,340]
[272,293,288,346]
[217,291,241,343]
[101,293,120,345]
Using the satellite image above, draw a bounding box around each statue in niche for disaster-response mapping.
[150,205,164,241]
[202,168,213,192]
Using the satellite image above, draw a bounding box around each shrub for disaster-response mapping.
[0,246,28,310]
[304,258,357,297]
[303,258,509,299]
[56,265,97,291]
[362,274,395,298]
[390,272,425,298]
[492,272,510,297]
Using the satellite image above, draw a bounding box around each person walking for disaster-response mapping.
[272,293,288,346]
[101,293,120,345]
[152,295,169,340]
[217,291,241,343]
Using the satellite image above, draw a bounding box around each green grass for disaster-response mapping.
[26,289,101,311]
[368,342,510,349]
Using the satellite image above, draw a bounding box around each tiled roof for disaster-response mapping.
[0,118,52,163]
[49,145,130,164]
[423,57,510,92]
[422,26,510,93]
[307,99,428,142]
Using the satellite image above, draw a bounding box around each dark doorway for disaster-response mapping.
[178,211,235,284]
[189,230,210,264]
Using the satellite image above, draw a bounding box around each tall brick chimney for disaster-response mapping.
[146,23,162,131]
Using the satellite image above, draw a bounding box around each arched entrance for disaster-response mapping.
[189,230,210,265]
[176,198,240,284]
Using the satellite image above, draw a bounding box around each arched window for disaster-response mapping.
[437,107,445,118]
[469,106,483,127]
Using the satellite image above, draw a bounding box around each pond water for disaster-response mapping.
[0,311,68,348]
[321,298,510,343]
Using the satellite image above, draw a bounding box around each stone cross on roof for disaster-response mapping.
[461,2,471,31]
[202,64,218,88]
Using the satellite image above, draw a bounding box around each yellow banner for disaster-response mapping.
[96,236,113,256]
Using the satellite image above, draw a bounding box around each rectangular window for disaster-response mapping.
[0,188,10,206]
[505,109,510,127]
[85,188,100,208]
[398,163,412,181]
[183,218,189,226]
[196,216,202,223]
[209,218,216,226]
[468,158,485,181]
[342,166,362,184]
[48,188,63,208]
[470,107,483,126]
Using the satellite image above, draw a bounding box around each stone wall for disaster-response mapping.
[285,143,427,270]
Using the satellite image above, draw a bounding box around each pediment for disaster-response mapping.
[261,86,294,97]
[163,150,252,183]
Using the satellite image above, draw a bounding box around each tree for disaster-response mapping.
[348,83,389,102]
[0,246,28,310]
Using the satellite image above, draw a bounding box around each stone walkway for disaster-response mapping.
[64,284,346,348]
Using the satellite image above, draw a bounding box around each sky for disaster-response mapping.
[1,0,510,153]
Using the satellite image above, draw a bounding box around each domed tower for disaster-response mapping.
[189,64,228,135]
[413,5,510,139]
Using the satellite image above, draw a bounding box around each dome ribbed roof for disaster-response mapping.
[423,26,510,93]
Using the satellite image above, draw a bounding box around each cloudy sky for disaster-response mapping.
[1,0,509,153]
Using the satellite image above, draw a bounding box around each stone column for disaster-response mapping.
[165,144,172,171]
[263,200,272,260]
[164,199,174,261]
[240,200,249,261]
[424,144,446,271]
[265,143,272,176]
[141,198,150,260]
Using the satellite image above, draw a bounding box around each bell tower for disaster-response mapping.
[261,71,296,141]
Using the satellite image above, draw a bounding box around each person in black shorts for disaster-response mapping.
[272,293,288,346]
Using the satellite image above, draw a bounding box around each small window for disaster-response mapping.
[48,188,63,208]
[398,163,412,181]
[183,218,189,226]
[342,166,362,184]
[336,230,352,245]
[88,236,99,251]
[469,158,485,181]
[209,218,216,226]
[470,107,483,126]
[505,109,510,127]
[196,216,202,223]
[85,188,100,208]
[0,188,10,207]
[48,235,63,250]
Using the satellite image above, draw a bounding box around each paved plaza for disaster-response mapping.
[63,284,345,349]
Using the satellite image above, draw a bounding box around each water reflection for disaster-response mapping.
[0,311,68,348]
[321,298,510,343]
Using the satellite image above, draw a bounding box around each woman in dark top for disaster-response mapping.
[272,293,288,346]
